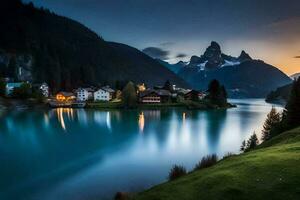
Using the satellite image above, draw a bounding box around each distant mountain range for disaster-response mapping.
[0,0,188,92]
[160,41,292,98]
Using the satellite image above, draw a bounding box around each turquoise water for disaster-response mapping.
[0,99,282,200]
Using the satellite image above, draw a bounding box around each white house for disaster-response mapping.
[6,82,23,96]
[33,82,49,97]
[101,86,115,100]
[94,88,110,101]
[76,88,89,101]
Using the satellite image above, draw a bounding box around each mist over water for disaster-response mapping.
[0,99,283,200]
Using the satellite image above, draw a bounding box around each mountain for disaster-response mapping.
[157,59,186,73]
[266,83,292,103]
[0,0,188,92]
[290,73,300,80]
[177,41,291,98]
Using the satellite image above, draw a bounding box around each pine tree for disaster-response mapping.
[7,57,17,80]
[122,81,137,108]
[244,132,259,152]
[284,78,300,129]
[240,140,246,152]
[261,107,281,141]
[206,79,228,106]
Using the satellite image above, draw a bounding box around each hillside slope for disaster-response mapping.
[0,0,188,91]
[133,127,300,200]
[266,83,292,103]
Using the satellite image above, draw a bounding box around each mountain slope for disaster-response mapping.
[266,83,292,103]
[0,0,188,91]
[157,59,186,73]
[133,127,300,200]
[177,42,291,97]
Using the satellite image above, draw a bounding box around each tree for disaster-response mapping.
[122,81,137,108]
[261,107,281,142]
[283,78,300,129]
[206,79,227,106]
[240,140,246,152]
[7,57,17,80]
[0,78,6,97]
[12,83,32,99]
[163,80,173,91]
[242,132,259,152]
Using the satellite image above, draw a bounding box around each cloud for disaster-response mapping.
[294,56,300,58]
[142,47,170,60]
[176,53,187,58]
[160,42,175,47]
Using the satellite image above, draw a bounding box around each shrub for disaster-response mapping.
[194,154,218,170]
[223,152,236,159]
[168,165,187,181]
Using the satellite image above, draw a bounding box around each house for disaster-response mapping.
[139,90,161,103]
[76,88,89,101]
[184,90,205,101]
[75,87,95,101]
[32,82,49,97]
[101,86,115,99]
[56,92,76,102]
[156,89,172,103]
[94,88,113,102]
[5,82,23,96]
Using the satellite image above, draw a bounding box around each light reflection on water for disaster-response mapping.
[0,99,283,200]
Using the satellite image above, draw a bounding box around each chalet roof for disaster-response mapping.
[101,86,115,93]
[139,89,171,97]
[139,89,158,98]
[184,90,204,96]
[57,92,75,97]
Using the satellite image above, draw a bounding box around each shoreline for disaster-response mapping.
[0,97,236,111]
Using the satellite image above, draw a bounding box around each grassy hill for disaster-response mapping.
[132,127,300,200]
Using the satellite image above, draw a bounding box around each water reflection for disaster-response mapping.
[0,99,284,200]
[138,112,145,132]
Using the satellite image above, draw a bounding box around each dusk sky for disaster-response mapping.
[26,0,300,75]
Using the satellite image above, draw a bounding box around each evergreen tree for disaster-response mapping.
[7,57,17,80]
[240,140,246,152]
[261,107,281,142]
[122,81,137,108]
[12,83,31,99]
[283,78,300,129]
[163,80,173,91]
[0,78,6,97]
[244,132,259,152]
[206,79,228,106]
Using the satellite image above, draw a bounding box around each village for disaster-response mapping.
[1,79,210,109]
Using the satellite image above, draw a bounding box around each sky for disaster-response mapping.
[25,0,300,75]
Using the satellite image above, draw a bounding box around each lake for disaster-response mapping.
[0,99,283,200]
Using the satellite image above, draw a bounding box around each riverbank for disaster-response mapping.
[0,97,48,110]
[131,127,300,200]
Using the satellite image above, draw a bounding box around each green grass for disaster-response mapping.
[132,127,300,200]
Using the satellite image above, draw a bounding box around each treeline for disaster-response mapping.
[241,77,300,152]
[0,0,187,93]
